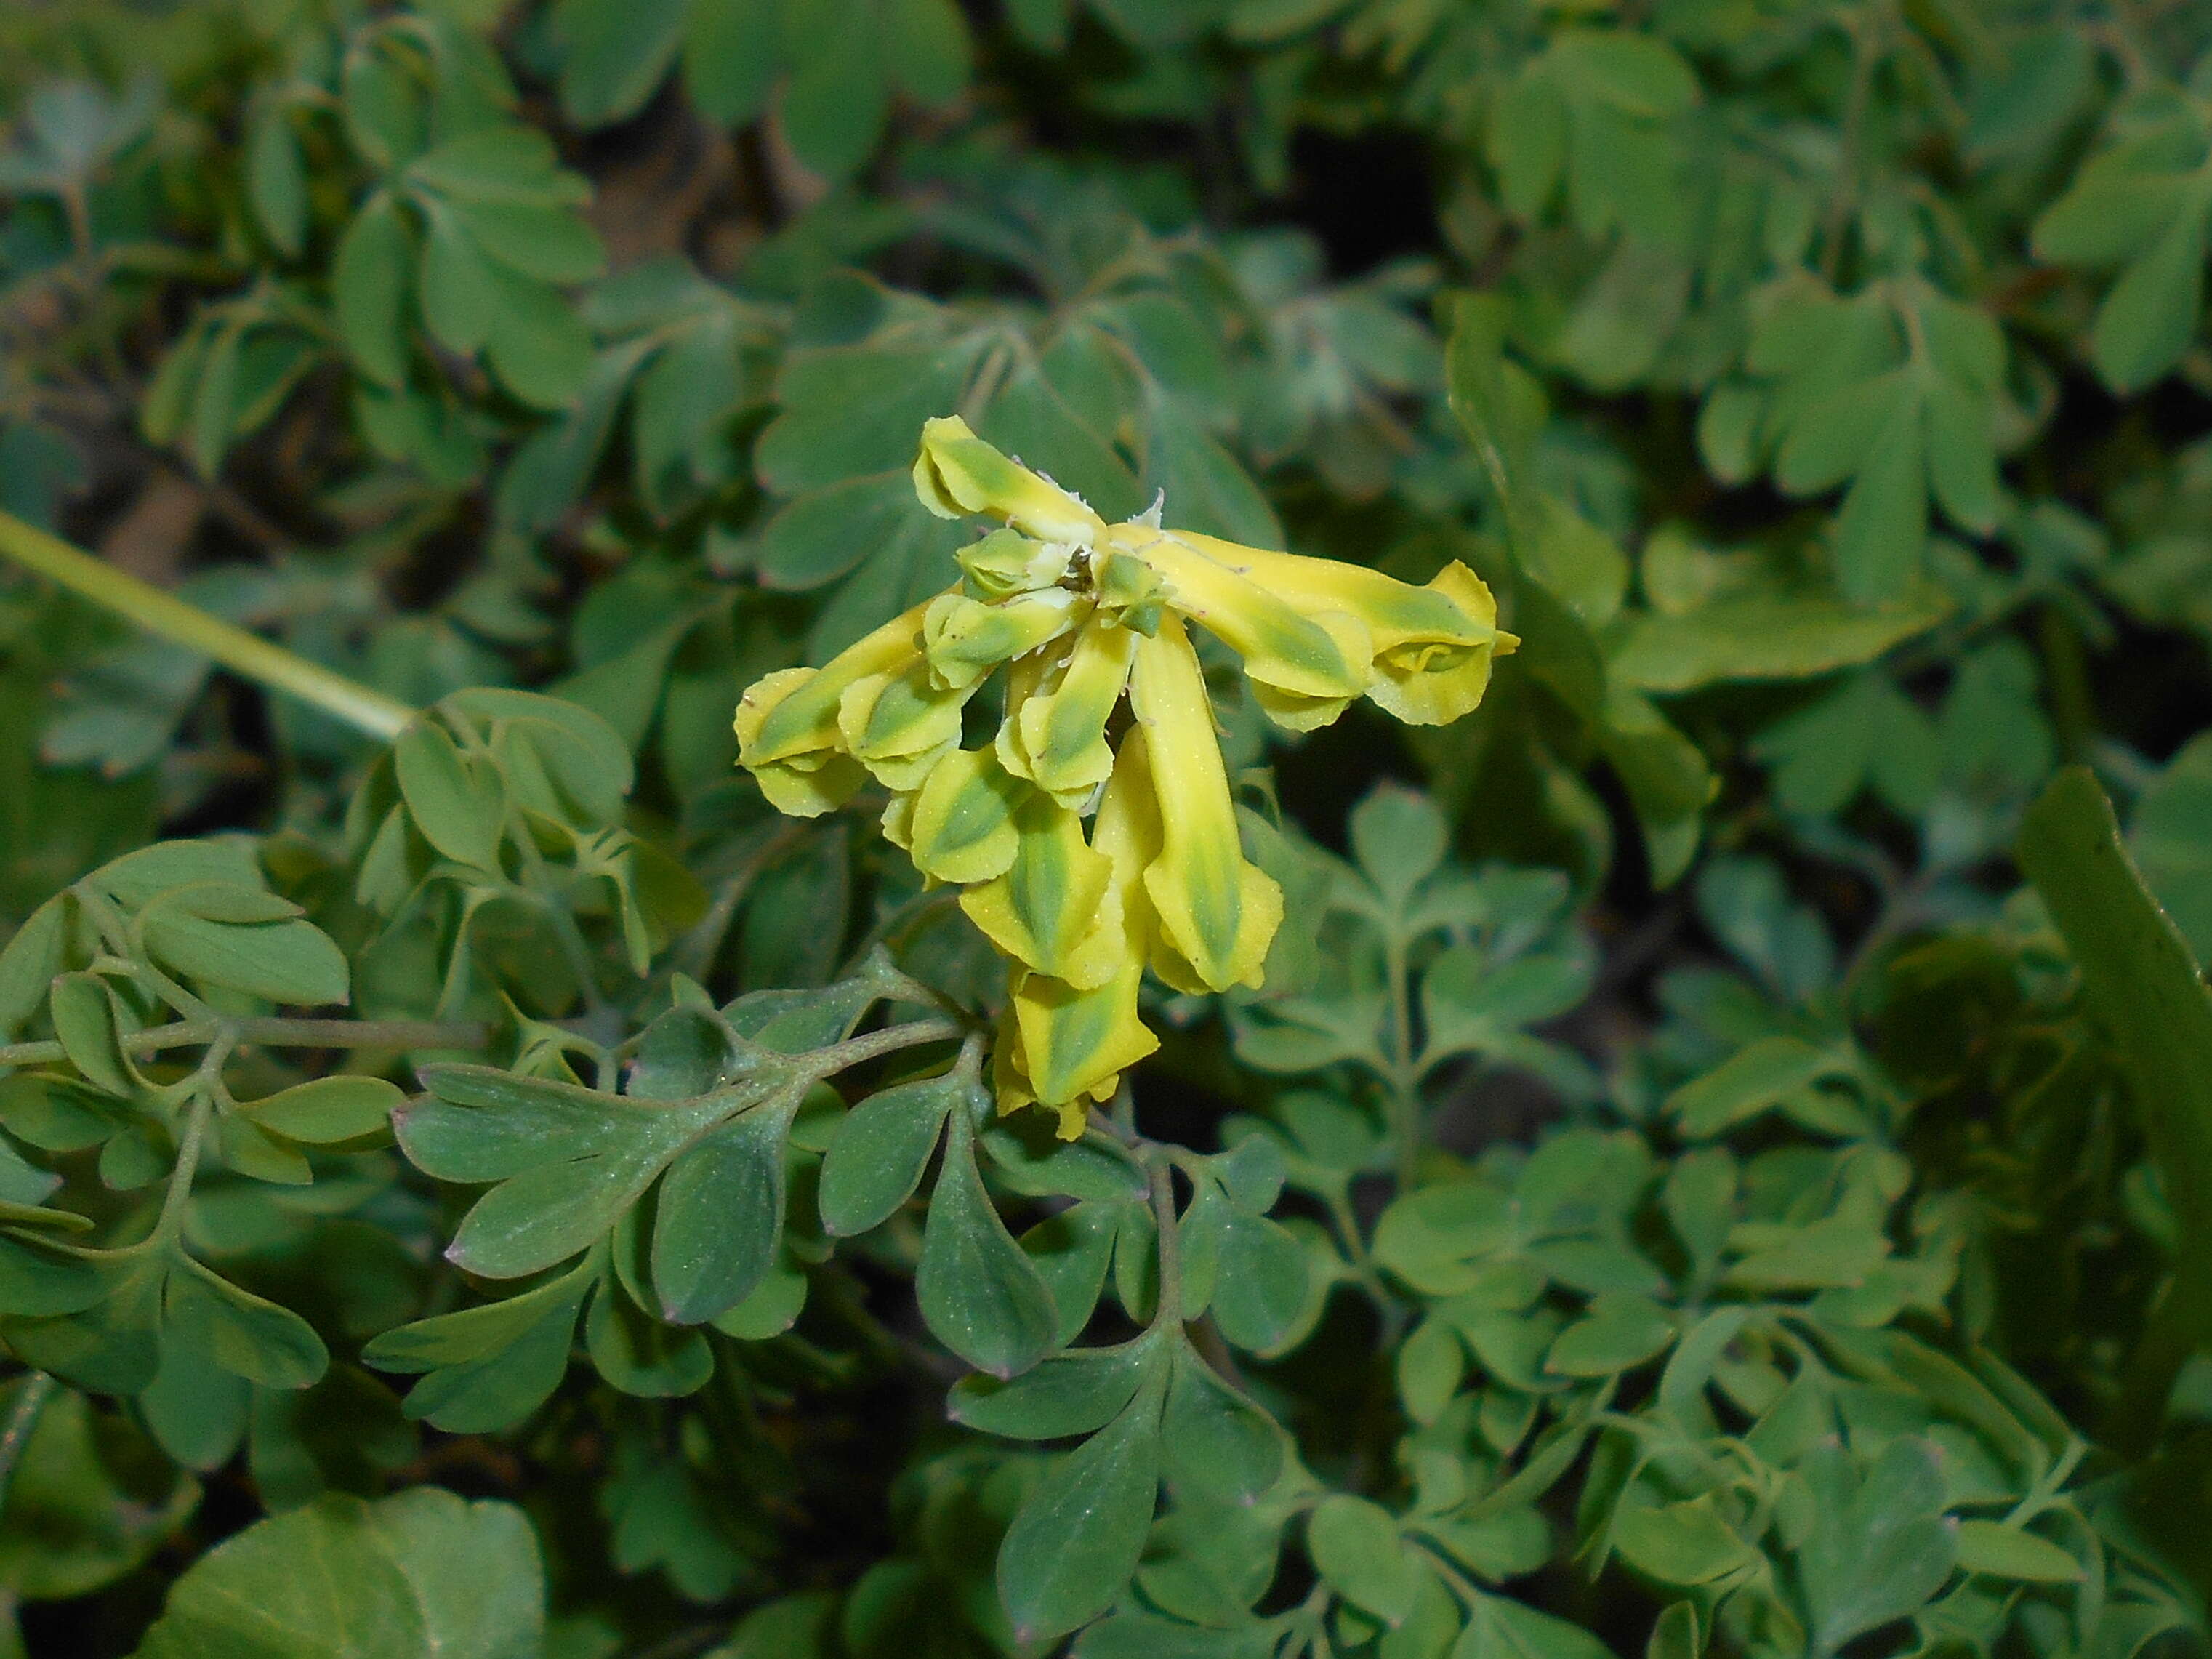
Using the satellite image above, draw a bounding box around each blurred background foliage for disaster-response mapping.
[4,0,2212,1655]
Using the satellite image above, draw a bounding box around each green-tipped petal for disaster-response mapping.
[733,667,866,816]
[1010,963,1157,1129]
[914,415,1106,545]
[906,746,1025,884]
[838,664,970,789]
[1006,616,1137,807]
[881,788,917,851]
[1127,615,1283,992]
[922,587,1081,691]
[1364,561,1516,726]
[1106,528,1370,728]
[960,793,1116,985]
[1093,547,1167,635]
[753,751,869,818]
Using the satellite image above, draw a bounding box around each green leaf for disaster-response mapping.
[2131,730,2212,963]
[164,1256,328,1390]
[711,1254,808,1339]
[779,5,888,181]
[132,1487,544,1659]
[247,105,308,257]
[394,719,507,872]
[1308,1495,1420,1626]
[49,973,135,1098]
[332,193,414,392]
[1207,1208,1311,1354]
[996,1370,1165,1644]
[1396,1317,1466,1425]
[1612,1496,1755,1586]
[2088,193,2211,395]
[949,1336,1157,1439]
[683,0,779,124]
[139,901,350,1008]
[1545,1294,1674,1378]
[1452,1591,1616,1659]
[651,1095,798,1324]
[1667,1036,1848,1138]
[1609,587,1950,694]
[585,1275,712,1397]
[1349,784,1447,909]
[817,1072,960,1236]
[1160,1341,1282,1504]
[240,1077,401,1145]
[1798,1439,1957,1652]
[2019,767,2212,1437]
[366,1272,590,1434]
[1953,1519,2083,1583]
[552,0,688,126]
[1830,398,1928,606]
[917,1109,1058,1378]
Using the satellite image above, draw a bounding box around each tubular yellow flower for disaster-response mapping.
[1127,614,1283,993]
[1164,532,1516,726]
[837,663,968,790]
[914,415,1106,546]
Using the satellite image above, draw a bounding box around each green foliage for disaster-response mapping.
[5,1,2212,1657]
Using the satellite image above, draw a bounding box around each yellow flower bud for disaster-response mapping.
[958,526,1076,600]
[922,587,1081,692]
[914,416,1106,546]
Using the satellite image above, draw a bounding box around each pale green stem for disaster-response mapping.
[0,1016,488,1072]
[1383,923,1423,1192]
[0,507,417,740]
[0,1372,55,1522]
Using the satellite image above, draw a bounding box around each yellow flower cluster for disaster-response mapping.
[735,417,1516,1135]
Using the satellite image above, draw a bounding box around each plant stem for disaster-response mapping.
[806,1019,965,1077]
[0,507,417,740]
[0,1373,56,1521]
[153,1093,213,1245]
[1819,8,1879,286]
[1149,1158,1183,1330]
[0,1015,489,1072]
[1383,924,1423,1192]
